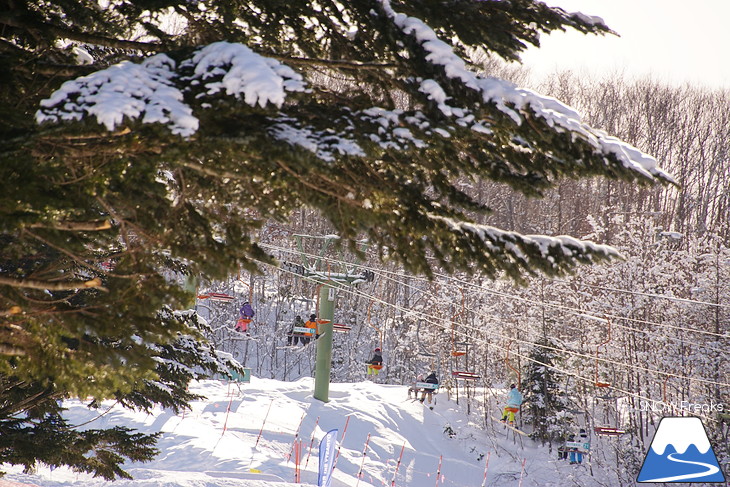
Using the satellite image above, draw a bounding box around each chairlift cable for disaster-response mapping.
[263,251,730,389]
[261,243,729,340]
[270,260,730,390]
[270,262,725,423]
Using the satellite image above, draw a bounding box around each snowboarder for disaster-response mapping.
[287,315,305,346]
[235,301,255,332]
[302,313,318,345]
[500,384,523,426]
[367,347,383,375]
[420,371,439,404]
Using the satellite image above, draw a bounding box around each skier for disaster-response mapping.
[500,384,523,426]
[563,433,576,462]
[301,313,318,345]
[235,301,255,332]
[420,371,439,404]
[287,315,305,346]
[366,347,383,375]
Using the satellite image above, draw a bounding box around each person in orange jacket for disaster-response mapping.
[302,314,318,345]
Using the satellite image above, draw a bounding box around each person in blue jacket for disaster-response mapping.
[500,384,523,425]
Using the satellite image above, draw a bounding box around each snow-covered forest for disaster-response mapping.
[199,72,730,485]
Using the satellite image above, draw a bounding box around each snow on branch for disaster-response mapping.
[378,0,675,184]
[429,213,621,271]
[37,54,197,135]
[180,42,306,107]
[36,42,306,137]
[269,108,447,161]
[268,116,366,162]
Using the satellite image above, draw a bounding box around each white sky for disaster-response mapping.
[520,0,730,89]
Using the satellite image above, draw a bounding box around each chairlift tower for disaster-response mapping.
[281,234,373,402]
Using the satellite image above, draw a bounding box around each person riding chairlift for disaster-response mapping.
[367,347,383,375]
[301,313,318,345]
[287,315,305,346]
[236,301,255,332]
[500,383,523,426]
[420,371,439,404]
[408,374,425,399]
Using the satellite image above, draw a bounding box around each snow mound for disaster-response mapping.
[4,378,615,487]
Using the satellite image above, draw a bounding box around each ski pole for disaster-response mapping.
[518,458,526,487]
[434,455,442,487]
[390,441,406,487]
[287,411,307,462]
[303,416,320,469]
[255,399,274,448]
[332,415,351,470]
[480,451,491,487]
[355,433,371,487]
[221,394,234,434]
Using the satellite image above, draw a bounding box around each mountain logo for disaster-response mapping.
[637,416,726,483]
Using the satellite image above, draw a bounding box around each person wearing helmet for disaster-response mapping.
[367,347,383,375]
[500,384,523,426]
[236,301,255,333]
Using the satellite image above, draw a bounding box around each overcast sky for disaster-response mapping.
[519,0,730,89]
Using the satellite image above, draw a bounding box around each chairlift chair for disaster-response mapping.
[593,426,626,437]
[332,323,352,332]
[197,291,235,303]
[451,370,480,381]
[209,292,236,303]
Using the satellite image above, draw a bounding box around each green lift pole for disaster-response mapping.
[283,235,373,403]
[314,284,335,402]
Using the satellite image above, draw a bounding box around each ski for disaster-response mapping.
[490,416,530,436]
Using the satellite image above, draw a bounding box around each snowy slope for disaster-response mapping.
[3,378,609,487]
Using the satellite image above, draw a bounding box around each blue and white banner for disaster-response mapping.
[318,428,339,487]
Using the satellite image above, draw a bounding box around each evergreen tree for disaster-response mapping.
[522,337,571,442]
[0,303,244,478]
[0,385,160,481]
[0,0,675,478]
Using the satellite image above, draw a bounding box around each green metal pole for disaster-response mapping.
[314,283,335,402]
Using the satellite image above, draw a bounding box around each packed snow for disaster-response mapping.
[3,377,625,487]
